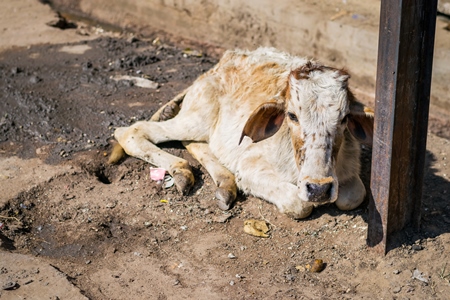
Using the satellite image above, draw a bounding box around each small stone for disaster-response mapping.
[106,201,116,208]
[127,36,140,43]
[63,194,75,200]
[412,269,429,284]
[285,274,296,282]
[213,214,232,223]
[392,286,402,294]
[406,286,415,293]
[229,280,235,286]
[307,259,325,272]
[1,281,18,290]
[295,265,306,272]
[412,244,423,251]
[180,225,188,231]
[81,62,92,71]
[29,75,42,84]
[228,253,237,259]
[85,260,91,265]
[11,67,21,75]
[393,269,400,274]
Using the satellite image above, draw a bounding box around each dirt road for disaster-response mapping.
[1,1,450,299]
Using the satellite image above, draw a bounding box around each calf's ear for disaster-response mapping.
[347,101,374,145]
[239,102,285,144]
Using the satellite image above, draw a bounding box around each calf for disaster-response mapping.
[111,47,374,219]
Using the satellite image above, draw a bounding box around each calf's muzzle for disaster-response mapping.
[306,182,333,202]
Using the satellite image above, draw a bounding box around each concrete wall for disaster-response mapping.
[49,0,450,121]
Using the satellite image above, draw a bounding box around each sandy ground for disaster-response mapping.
[1,1,450,299]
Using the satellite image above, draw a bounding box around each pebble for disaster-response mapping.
[412,269,429,284]
[1,281,18,291]
[10,67,21,75]
[393,269,400,274]
[392,286,402,293]
[81,62,93,71]
[228,253,237,259]
[29,75,42,84]
[229,280,235,286]
[412,244,423,251]
[105,202,116,208]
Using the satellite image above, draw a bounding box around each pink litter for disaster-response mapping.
[150,167,166,181]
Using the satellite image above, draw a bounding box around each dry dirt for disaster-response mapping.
[1,2,450,300]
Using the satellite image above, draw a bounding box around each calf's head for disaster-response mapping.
[240,62,374,204]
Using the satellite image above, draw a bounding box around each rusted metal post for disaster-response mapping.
[367,0,438,254]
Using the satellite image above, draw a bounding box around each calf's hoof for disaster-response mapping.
[283,203,314,220]
[159,103,180,121]
[172,169,195,195]
[335,176,366,211]
[215,187,236,210]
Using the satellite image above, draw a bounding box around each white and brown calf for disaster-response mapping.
[111,47,374,219]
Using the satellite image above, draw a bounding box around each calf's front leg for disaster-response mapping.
[183,141,237,210]
[114,120,197,194]
[235,160,313,219]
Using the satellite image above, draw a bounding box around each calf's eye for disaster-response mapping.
[287,112,298,123]
[341,115,349,125]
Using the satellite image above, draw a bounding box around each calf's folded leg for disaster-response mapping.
[150,89,186,122]
[236,161,314,219]
[335,175,366,210]
[183,141,237,210]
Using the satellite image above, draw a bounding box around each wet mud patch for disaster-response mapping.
[0,36,217,163]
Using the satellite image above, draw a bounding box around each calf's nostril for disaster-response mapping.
[306,182,333,201]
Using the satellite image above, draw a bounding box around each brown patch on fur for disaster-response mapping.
[336,68,350,78]
[291,63,349,81]
[281,79,291,100]
[292,136,305,166]
[291,62,316,80]
[302,176,334,184]
[251,62,279,75]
